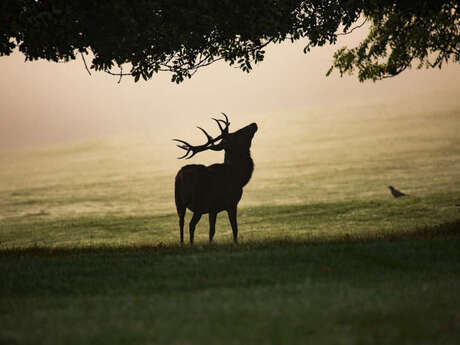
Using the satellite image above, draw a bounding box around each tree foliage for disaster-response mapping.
[1,1,458,83]
[329,1,460,81]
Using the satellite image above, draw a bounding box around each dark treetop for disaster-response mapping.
[1,1,458,83]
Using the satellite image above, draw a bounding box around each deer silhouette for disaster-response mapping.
[174,113,257,245]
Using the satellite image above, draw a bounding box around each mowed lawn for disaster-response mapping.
[1,227,460,345]
[1,102,460,344]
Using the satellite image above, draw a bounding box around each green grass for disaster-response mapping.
[1,226,459,345]
[1,195,459,248]
[1,104,460,344]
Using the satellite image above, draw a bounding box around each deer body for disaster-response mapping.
[174,115,257,244]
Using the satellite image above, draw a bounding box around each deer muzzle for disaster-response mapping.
[248,123,258,135]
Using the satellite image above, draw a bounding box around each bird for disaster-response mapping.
[388,185,407,198]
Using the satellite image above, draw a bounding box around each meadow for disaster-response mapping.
[1,100,459,344]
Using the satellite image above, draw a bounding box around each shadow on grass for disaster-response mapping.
[1,219,458,258]
[1,219,459,301]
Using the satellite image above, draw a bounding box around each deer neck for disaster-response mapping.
[224,151,254,187]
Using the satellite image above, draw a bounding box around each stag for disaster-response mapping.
[174,113,257,245]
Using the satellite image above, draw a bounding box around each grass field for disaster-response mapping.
[1,101,460,344]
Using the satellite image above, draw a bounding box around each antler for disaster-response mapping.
[173,113,231,159]
[212,112,230,135]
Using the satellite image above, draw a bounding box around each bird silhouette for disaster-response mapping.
[388,185,407,198]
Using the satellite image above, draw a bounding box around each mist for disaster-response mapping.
[0,31,459,151]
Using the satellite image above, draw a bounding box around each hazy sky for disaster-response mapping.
[1,30,459,150]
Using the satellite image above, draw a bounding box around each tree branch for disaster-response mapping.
[81,53,91,76]
[337,18,368,36]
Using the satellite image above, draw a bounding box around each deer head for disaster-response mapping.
[173,113,257,160]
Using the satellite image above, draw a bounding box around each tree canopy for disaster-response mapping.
[1,1,458,83]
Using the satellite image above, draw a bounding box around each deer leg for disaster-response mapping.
[209,212,217,243]
[177,207,186,244]
[189,212,202,245]
[227,206,238,244]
